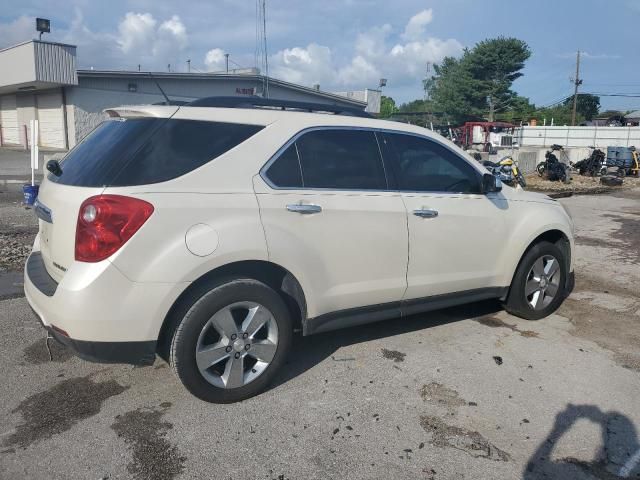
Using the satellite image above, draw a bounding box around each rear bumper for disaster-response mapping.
[51,330,156,365]
[24,250,182,364]
[30,305,156,365]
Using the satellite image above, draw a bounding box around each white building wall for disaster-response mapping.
[332,89,381,114]
[516,126,640,148]
[16,93,36,146]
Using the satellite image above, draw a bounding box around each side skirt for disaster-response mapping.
[303,287,508,336]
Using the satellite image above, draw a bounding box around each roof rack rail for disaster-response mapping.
[185,96,372,118]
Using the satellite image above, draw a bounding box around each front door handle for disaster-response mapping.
[286,204,322,214]
[413,208,438,218]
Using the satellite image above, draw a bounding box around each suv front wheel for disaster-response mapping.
[504,241,567,320]
[170,278,292,403]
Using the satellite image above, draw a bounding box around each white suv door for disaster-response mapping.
[254,128,408,323]
[379,132,509,303]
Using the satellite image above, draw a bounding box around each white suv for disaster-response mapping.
[25,97,574,403]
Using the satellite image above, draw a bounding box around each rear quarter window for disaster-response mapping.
[50,118,264,187]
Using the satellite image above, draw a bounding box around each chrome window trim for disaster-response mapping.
[259,125,485,195]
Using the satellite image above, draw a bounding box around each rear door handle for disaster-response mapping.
[413,208,438,218]
[286,204,322,214]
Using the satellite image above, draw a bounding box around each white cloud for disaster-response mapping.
[154,15,188,61]
[118,13,157,55]
[389,37,463,76]
[402,9,433,41]
[270,43,335,86]
[0,15,35,48]
[355,24,392,57]
[204,48,226,71]
[555,51,621,60]
[582,51,621,60]
[338,55,380,86]
[268,9,462,90]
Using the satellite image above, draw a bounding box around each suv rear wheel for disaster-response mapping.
[170,278,292,403]
[504,241,567,320]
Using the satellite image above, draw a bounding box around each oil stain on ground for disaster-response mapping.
[420,415,510,462]
[604,213,640,263]
[23,338,73,364]
[420,383,467,409]
[4,376,129,449]
[577,213,640,265]
[475,316,539,338]
[381,348,406,363]
[111,403,186,480]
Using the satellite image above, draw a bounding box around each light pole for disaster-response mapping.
[36,18,50,40]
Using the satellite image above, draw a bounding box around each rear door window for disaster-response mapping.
[50,118,263,187]
[264,144,303,188]
[295,129,387,190]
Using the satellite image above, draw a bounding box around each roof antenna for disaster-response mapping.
[147,72,172,105]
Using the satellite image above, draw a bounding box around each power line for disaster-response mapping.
[583,92,640,98]
[538,94,573,109]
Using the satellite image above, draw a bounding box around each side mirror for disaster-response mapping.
[482,173,502,193]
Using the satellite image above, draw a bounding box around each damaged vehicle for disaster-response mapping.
[25,97,575,403]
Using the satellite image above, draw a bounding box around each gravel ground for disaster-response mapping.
[0,187,639,480]
[0,190,38,273]
[525,172,640,195]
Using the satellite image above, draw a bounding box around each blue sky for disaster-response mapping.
[1,0,639,111]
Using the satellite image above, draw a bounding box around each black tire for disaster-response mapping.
[503,241,567,320]
[170,277,292,403]
[516,171,527,188]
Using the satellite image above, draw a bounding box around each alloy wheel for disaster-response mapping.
[524,255,561,310]
[195,301,279,389]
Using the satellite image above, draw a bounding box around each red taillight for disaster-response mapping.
[75,195,154,262]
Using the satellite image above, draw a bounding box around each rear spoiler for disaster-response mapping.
[103,105,180,119]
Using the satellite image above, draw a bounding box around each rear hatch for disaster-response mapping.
[35,105,265,282]
[36,106,179,282]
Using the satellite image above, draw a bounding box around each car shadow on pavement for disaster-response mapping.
[523,404,640,479]
[270,298,503,390]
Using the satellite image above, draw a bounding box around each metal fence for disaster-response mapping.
[516,126,640,148]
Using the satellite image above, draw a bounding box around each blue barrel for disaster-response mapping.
[23,184,39,206]
[606,146,633,168]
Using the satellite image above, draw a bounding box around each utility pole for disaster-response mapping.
[423,62,431,128]
[571,50,582,126]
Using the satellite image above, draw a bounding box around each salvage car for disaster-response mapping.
[25,97,575,402]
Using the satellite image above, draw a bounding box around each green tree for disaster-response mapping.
[398,99,428,113]
[562,94,600,120]
[428,55,484,123]
[427,37,531,124]
[496,95,536,123]
[533,105,577,126]
[379,96,397,118]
